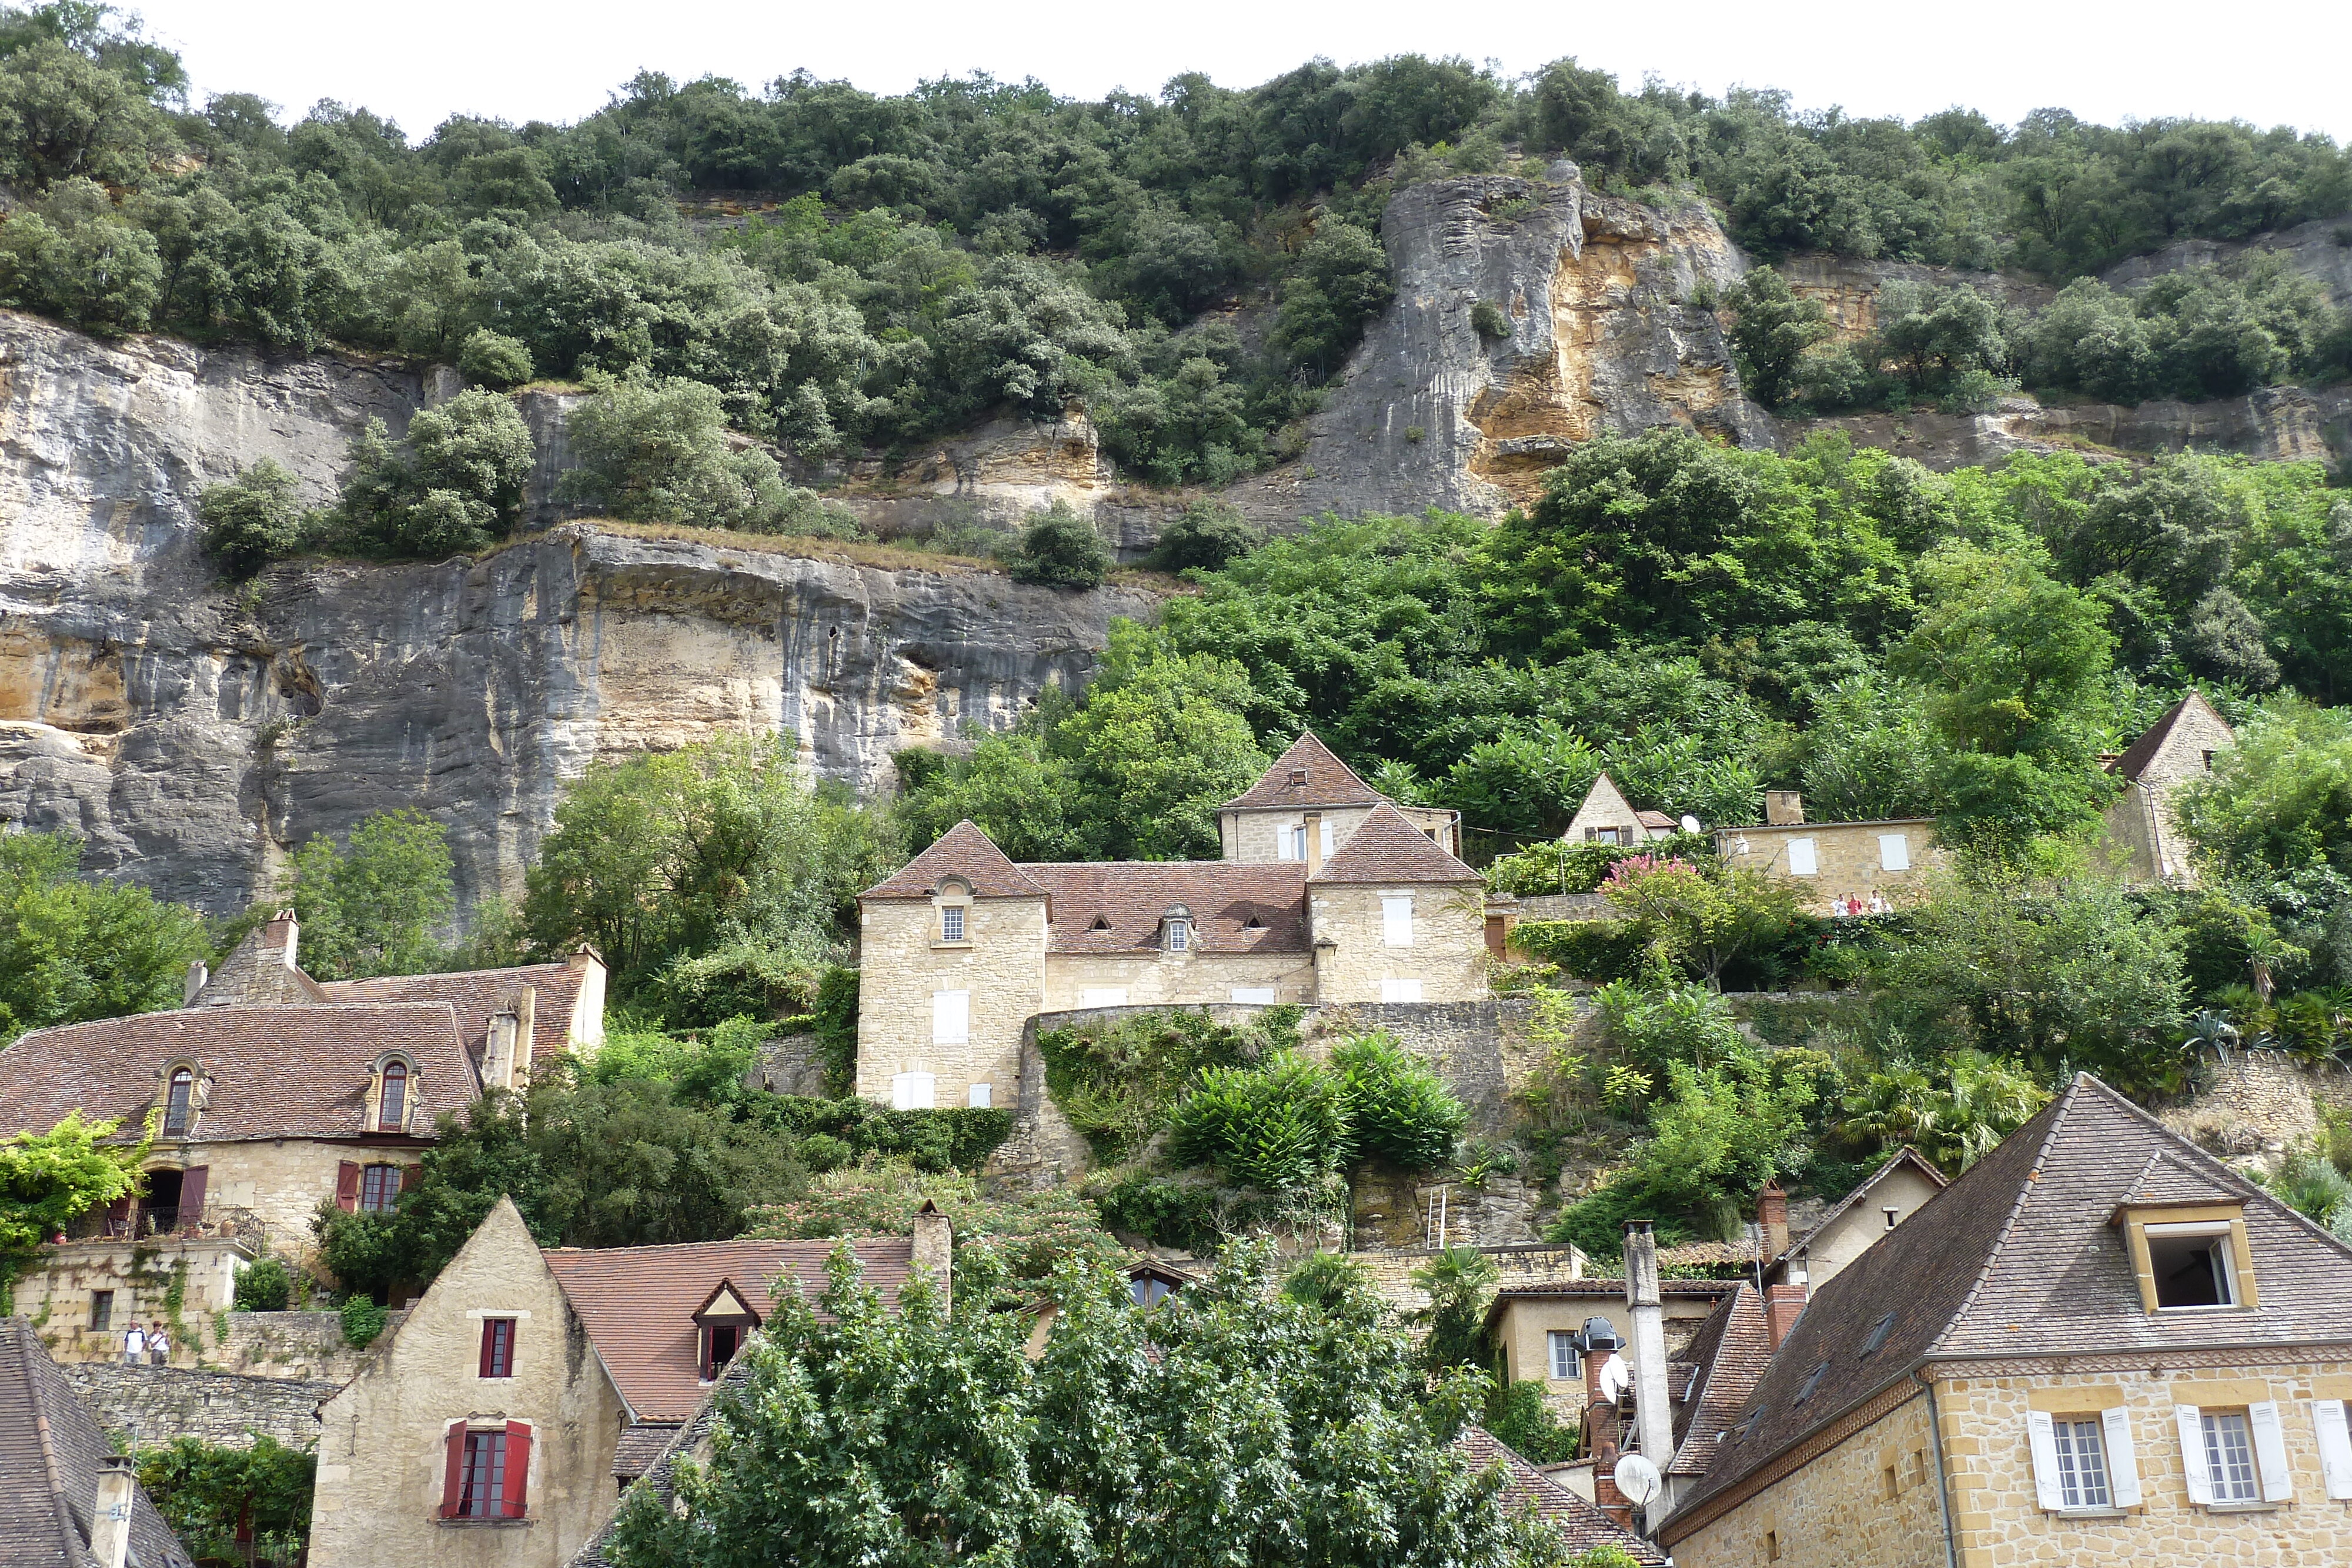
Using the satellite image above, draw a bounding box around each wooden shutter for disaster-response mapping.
[2025,1410,2064,1510]
[177,1166,208,1227]
[2250,1400,2294,1502]
[478,1320,497,1378]
[501,1422,533,1518]
[2175,1406,2212,1505]
[438,1421,466,1518]
[2101,1406,2141,1507]
[2316,1399,2352,1500]
[335,1162,362,1212]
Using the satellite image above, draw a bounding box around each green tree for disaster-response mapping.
[327,390,534,559]
[0,831,210,1043]
[1596,855,1803,988]
[1272,218,1393,376]
[1007,500,1112,587]
[246,809,456,982]
[1832,1051,2051,1173]
[1168,1052,1353,1193]
[198,458,310,576]
[1333,1034,1466,1171]
[1409,1244,1499,1374]
[138,1434,315,1568]
[1145,497,1264,572]
[1,1112,148,1307]
[2176,701,2352,880]
[1723,265,1832,407]
[315,1092,549,1301]
[608,1242,1556,1568]
[556,376,850,536]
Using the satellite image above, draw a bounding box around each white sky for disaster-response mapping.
[129,0,2352,145]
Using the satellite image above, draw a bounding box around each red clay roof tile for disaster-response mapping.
[1309,802,1484,884]
[1021,861,1310,954]
[1222,733,1386,811]
[862,821,1045,901]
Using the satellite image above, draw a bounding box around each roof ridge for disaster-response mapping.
[1927,1075,2090,1359]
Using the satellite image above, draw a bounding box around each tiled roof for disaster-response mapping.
[0,1318,195,1568]
[544,1237,914,1421]
[194,918,326,1006]
[320,960,587,1064]
[1455,1425,1667,1564]
[0,1004,475,1144]
[1635,810,1678,831]
[1309,801,1482,885]
[1660,1075,2352,1542]
[569,1355,754,1568]
[1666,1284,1772,1477]
[2112,690,2229,782]
[1222,732,1386,811]
[2116,1148,2243,1208]
[1492,1279,1739,1303]
[610,1421,681,1480]
[1021,862,1310,955]
[861,820,1045,901]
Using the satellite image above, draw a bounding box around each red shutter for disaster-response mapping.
[501,1422,532,1519]
[439,1421,466,1519]
[335,1162,361,1213]
[178,1166,208,1228]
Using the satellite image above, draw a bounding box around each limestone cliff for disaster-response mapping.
[0,313,1155,914]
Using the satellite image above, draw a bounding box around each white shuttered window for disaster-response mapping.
[1382,895,1414,947]
[1381,978,1423,1003]
[2314,1399,2352,1500]
[1878,834,1911,871]
[931,990,970,1044]
[1787,838,1819,876]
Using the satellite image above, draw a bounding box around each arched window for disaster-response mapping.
[163,1068,193,1137]
[379,1061,409,1132]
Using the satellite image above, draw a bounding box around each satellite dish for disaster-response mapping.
[1679,814,1702,835]
[1613,1453,1663,1509]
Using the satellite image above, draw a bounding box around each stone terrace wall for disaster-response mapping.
[212,1310,406,1383]
[1349,1241,1588,1315]
[64,1363,336,1450]
[2161,1049,2352,1175]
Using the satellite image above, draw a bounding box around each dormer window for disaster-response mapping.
[379,1061,408,1132]
[1163,904,1192,954]
[163,1067,194,1138]
[934,878,972,945]
[941,905,964,942]
[692,1279,761,1382]
[2117,1201,2257,1312]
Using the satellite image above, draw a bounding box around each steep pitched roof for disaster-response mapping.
[1455,1426,1667,1564]
[193,917,326,1006]
[1021,862,1309,954]
[1660,1075,2352,1543]
[0,1004,476,1143]
[1309,801,1482,885]
[1792,1148,1950,1259]
[320,960,588,1063]
[861,820,1045,901]
[1222,733,1387,810]
[2112,690,2231,782]
[544,1237,914,1421]
[1667,1284,1773,1478]
[0,1318,195,1568]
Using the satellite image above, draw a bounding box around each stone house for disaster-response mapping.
[1658,1074,2352,1568]
[855,737,1488,1110]
[1715,791,1941,913]
[310,1198,944,1568]
[1486,1277,1738,1416]
[2101,690,2236,885]
[1562,773,1679,846]
[1,1316,195,1568]
[1772,1150,1947,1291]
[1218,731,1461,861]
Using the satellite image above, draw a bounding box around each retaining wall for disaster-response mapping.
[64,1362,335,1450]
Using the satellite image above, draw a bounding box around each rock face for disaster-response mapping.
[1218,170,1773,521]
[2101,212,2352,309]
[0,313,1157,914]
[1798,383,2352,473]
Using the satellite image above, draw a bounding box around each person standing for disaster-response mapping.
[121,1321,145,1366]
[148,1321,170,1365]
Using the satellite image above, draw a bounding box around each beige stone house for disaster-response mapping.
[1562,773,1679,846]
[855,737,1488,1110]
[1487,1278,1739,1414]
[2101,691,2236,885]
[1219,732,1461,860]
[310,1198,940,1568]
[1715,791,1941,913]
[1773,1149,1947,1291]
[1659,1074,2352,1568]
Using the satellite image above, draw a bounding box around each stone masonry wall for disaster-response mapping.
[1041,951,1313,1011]
[1308,883,1490,1009]
[854,893,1045,1110]
[1669,1392,1946,1568]
[65,1363,336,1450]
[1718,821,1942,913]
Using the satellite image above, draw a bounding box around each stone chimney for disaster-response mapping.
[263,909,300,970]
[91,1454,136,1568]
[1758,1180,1789,1262]
[1304,811,1324,875]
[911,1199,953,1313]
[1764,791,1804,826]
[1623,1221,1675,1477]
[1765,1283,1810,1350]
[483,1010,521,1092]
[182,959,209,1008]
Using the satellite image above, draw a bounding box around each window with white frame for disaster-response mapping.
[1786,838,1819,876]
[940,905,965,942]
[931,991,969,1045]
[2146,1221,2239,1308]
[1548,1330,1578,1381]
[1167,919,1190,951]
[1877,833,1911,871]
[2029,1407,2139,1513]
[1230,987,1277,1004]
[1382,895,1414,947]
[891,1072,936,1109]
[1080,988,1129,1008]
[2177,1400,2291,1506]
[1381,978,1423,1003]
[2203,1410,2261,1502]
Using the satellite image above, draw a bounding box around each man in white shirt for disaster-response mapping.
[121,1323,145,1365]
